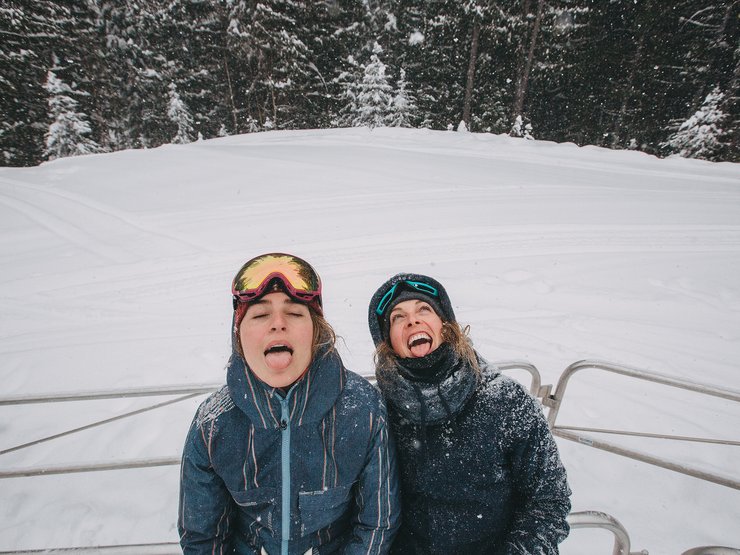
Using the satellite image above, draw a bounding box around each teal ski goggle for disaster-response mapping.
[375,280,439,317]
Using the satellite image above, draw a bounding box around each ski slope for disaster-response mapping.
[0,128,739,554]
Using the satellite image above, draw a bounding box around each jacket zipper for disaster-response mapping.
[280,397,291,555]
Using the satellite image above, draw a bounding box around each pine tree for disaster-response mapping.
[391,0,469,130]
[388,68,416,127]
[226,0,316,130]
[307,0,376,128]
[95,0,169,150]
[1,3,46,165]
[333,55,363,127]
[167,83,195,144]
[353,43,394,128]
[510,114,534,140]
[1,1,101,165]
[43,64,100,160]
[661,86,728,160]
[157,0,233,140]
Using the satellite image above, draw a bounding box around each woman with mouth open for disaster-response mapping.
[179,254,399,555]
[368,273,571,555]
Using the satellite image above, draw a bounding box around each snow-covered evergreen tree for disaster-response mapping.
[226,0,314,129]
[661,86,728,160]
[510,115,534,140]
[333,55,363,127]
[353,43,394,129]
[43,65,100,160]
[388,68,416,127]
[167,83,195,144]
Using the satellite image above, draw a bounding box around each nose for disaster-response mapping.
[270,312,287,331]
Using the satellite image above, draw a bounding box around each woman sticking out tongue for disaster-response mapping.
[179,253,399,555]
[369,273,571,555]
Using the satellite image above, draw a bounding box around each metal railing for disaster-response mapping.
[0,543,180,554]
[681,548,740,555]
[1,360,738,554]
[0,383,220,479]
[0,361,543,479]
[567,511,647,555]
[494,359,543,396]
[544,359,740,490]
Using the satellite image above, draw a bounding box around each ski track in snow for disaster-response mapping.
[0,175,204,263]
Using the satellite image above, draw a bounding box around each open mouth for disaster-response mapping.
[264,344,294,370]
[407,332,433,357]
[407,333,432,349]
[264,344,293,356]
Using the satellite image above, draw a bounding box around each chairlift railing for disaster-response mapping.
[544,359,740,491]
[0,362,542,480]
[0,360,738,554]
[0,384,221,479]
[680,547,740,555]
[567,511,647,555]
[0,543,180,554]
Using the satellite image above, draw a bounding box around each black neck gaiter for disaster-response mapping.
[396,343,457,384]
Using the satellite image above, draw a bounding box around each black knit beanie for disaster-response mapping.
[368,273,456,346]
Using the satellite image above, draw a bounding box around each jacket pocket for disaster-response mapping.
[298,484,353,535]
[231,487,278,533]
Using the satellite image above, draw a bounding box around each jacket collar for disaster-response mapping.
[227,346,345,429]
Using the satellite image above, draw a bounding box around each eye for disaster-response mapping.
[288,311,304,317]
[250,312,268,319]
[419,305,431,312]
[390,313,403,323]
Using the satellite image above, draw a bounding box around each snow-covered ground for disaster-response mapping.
[0,128,738,554]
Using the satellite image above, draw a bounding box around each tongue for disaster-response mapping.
[409,340,433,358]
[265,351,292,370]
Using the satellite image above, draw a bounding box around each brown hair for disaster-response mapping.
[373,320,479,373]
[310,309,337,358]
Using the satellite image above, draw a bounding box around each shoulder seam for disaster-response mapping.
[195,385,234,428]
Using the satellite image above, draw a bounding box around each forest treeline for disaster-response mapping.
[2,0,738,167]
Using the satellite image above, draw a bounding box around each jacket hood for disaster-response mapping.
[227,312,345,429]
[367,273,456,347]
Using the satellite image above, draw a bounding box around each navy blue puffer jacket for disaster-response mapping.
[379,355,571,554]
[179,343,400,555]
[368,272,570,554]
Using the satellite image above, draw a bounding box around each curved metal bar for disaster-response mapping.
[494,359,542,396]
[547,359,740,490]
[547,359,740,427]
[681,547,740,555]
[567,511,648,555]
[554,428,740,489]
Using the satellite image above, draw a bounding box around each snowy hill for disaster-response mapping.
[0,128,738,553]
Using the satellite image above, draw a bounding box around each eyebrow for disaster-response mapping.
[391,299,427,312]
[249,297,303,310]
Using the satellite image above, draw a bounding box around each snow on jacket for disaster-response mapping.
[179,343,400,555]
[375,350,571,555]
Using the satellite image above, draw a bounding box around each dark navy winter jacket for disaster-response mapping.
[179,345,400,555]
[376,353,571,555]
